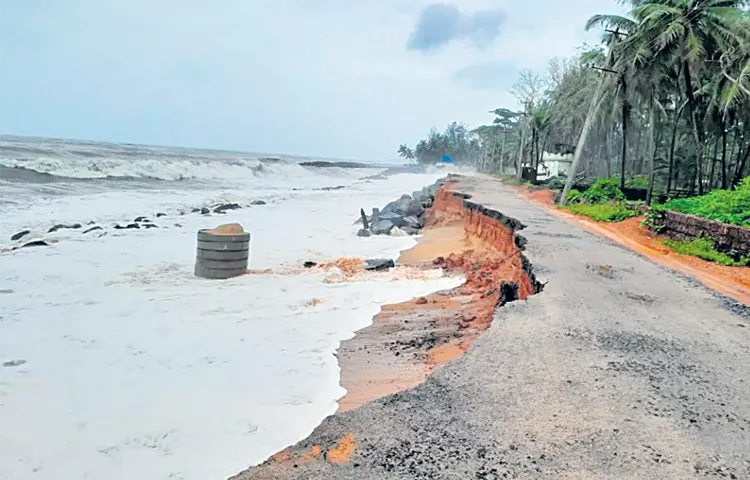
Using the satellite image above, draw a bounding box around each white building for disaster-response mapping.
[536,152,573,180]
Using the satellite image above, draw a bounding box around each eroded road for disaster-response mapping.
[235,175,750,480]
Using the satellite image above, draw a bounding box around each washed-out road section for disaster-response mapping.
[235,175,750,479]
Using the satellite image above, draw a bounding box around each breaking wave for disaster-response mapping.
[0,137,384,182]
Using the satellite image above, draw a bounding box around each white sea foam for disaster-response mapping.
[0,169,463,480]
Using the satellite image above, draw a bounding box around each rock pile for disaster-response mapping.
[357,179,445,237]
[6,200,267,252]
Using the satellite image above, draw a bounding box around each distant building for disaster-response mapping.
[536,151,573,180]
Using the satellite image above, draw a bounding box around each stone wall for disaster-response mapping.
[652,210,750,259]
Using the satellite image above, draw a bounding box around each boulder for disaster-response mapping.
[134,216,150,223]
[370,219,395,235]
[417,215,427,228]
[142,223,159,229]
[200,207,210,215]
[11,230,30,241]
[377,211,406,227]
[83,226,103,234]
[251,200,267,205]
[390,227,408,237]
[402,226,420,236]
[48,223,82,233]
[156,212,167,218]
[214,203,241,213]
[303,261,317,268]
[16,240,49,249]
[365,258,395,271]
[412,190,434,207]
[402,216,421,230]
[357,229,372,237]
[383,194,424,218]
[114,223,140,230]
[191,208,201,213]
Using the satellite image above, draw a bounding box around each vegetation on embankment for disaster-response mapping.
[662,178,750,228]
[561,178,639,223]
[662,237,750,267]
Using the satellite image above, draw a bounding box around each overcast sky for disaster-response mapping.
[2,0,620,160]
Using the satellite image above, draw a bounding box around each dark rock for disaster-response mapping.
[371,219,395,235]
[320,185,346,191]
[402,226,420,236]
[2,359,26,368]
[11,230,30,241]
[413,190,434,207]
[174,223,183,228]
[191,208,201,213]
[416,297,428,305]
[371,207,380,219]
[87,221,96,225]
[402,216,421,230]
[133,216,150,223]
[365,258,395,271]
[213,203,241,213]
[360,209,369,230]
[377,212,406,227]
[83,226,103,234]
[156,212,167,218]
[16,240,49,249]
[303,261,317,268]
[417,215,427,228]
[142,223,159,229]
[357,229,372,237]
[200,207,210,215]
[383,194,424,217]
[251,200,267,205]
[48,223,82,233]
[114,223,140,230]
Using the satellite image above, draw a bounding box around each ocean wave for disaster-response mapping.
[0,156,306,181]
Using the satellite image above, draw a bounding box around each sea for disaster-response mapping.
[0,136,463,479]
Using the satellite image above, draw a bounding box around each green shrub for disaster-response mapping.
[664,177,750,227]
[663,237,750,267]
[565,203,638,222]
[547,175,567,191]
[624,175,648,189]
[566,189,583,204]
[583,178,626,204]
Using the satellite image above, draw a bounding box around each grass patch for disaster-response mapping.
[663,177,750,227]
[565,203,638,222]
[662,237,750,267]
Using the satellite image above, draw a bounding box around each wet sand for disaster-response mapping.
[337,183,541,412]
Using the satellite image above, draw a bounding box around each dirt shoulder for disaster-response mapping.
[233,175,750,480]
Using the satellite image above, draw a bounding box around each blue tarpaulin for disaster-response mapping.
[441,155,455,164]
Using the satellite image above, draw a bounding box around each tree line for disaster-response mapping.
[398,0,750,205]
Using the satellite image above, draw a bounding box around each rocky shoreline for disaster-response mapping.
[357,179,446,237]
[3,200,268,252]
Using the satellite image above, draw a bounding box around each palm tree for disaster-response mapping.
[628,0,747,192]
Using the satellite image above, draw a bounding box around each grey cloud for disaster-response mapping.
[451,61,517,90]
[407,3,506,53]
